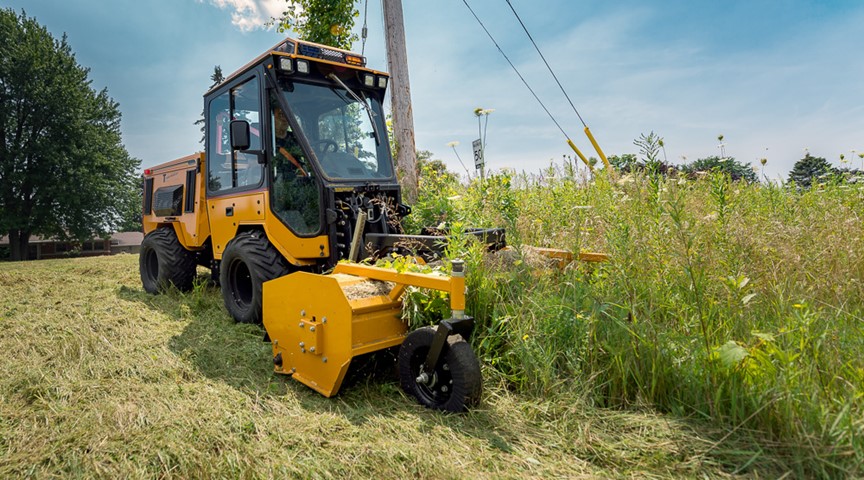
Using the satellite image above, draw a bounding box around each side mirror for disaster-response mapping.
[229,120,250,151]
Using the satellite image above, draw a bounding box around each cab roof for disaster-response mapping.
[206,36,389,97]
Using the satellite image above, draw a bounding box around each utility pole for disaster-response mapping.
[383,0,418,203]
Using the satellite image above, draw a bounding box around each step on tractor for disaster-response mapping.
[139,37,504,411]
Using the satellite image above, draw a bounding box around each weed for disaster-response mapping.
[406,165,864,477]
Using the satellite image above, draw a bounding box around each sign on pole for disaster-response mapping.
[472,139,484,170]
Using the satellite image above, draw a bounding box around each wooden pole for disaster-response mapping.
[383,0,418,204]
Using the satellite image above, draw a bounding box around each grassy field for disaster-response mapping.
[409,165,864,478]
[1,254,801,478]
[2,167,863,478]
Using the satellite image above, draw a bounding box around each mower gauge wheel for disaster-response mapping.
[398,326,482,412]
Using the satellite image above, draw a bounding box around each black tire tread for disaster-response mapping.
[446,337,483,409]
[220,231,291,324]
[140,227,197,293]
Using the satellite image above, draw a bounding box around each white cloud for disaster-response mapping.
[198,0,287,31]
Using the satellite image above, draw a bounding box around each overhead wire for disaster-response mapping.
[460,0,571,141]
[461,0,609,171]
[502,0,609,169]
[504,0,585,128]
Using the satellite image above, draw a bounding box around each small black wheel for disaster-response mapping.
[140,227,196,293]
[398,326,482,412]
[220,231,291,324]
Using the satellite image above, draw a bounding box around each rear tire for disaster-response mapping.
[220,231,291,324]
[398,326,482,412]
[140,227,197,293]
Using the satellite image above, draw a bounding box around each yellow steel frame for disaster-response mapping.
[142,153,211,249]
[205,190,327,264]
[332,263,465,312]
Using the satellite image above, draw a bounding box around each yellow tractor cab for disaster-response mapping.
[139,37,503,411]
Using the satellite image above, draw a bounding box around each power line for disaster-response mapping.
[504,0,586,128]
[460,0,571,140]
[502,0,611,170]
[361,0,370,56]
[461,0,608,172]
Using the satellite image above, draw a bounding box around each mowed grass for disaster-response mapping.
[1,254,786,478]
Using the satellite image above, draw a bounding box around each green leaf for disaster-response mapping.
[752,332,775,343]
[741,293,757,304]
[716,341,748,368]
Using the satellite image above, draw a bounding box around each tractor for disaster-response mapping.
[139,37,503,411]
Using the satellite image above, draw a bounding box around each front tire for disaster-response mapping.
[398,326,482,412]
[220,231,291,324]
[139,227,197,293]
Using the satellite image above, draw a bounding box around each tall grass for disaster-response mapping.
[413,163,864,477]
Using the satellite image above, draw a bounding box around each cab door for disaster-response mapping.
[205,74,267,257]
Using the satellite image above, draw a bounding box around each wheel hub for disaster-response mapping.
[416,369,438,388]
[229,260,253,307]
[414,355,453,404]
[144,250,158,281]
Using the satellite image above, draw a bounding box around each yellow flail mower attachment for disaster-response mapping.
[262,259,481,412]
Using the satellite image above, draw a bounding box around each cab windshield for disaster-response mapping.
[279,79,393,180]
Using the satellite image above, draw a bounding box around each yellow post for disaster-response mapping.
[567,139,594,172]
[584,127,611,171]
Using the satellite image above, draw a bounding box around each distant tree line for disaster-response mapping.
[608,153,760,183]
[606,132,859,188]
[785,153,864,189]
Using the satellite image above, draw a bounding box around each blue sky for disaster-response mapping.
[6,0,864,179]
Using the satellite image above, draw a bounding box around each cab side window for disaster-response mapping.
[207,77,263,192]
[208,92,231,191]
[270,92,321,235]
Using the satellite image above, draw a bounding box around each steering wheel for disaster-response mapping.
[316,139,339,153]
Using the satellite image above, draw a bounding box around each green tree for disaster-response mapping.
[607,132,677,175]
[681,156,758,182]
[416,149,456,183]
[788,154,834,189]
[194,65,224,144]
[607,153,639,171]
[0,9,140,261]
[116,176,145,233]
[275,0,359,49]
